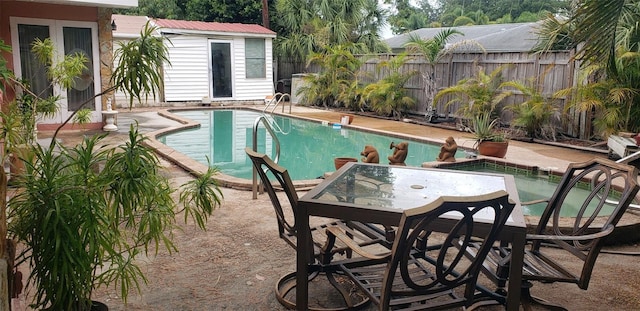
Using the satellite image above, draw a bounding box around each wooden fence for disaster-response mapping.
[277,50,588,138]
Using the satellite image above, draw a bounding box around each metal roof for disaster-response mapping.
[112,14,150,38]
[154,18,276,36]
[385,22,544,53]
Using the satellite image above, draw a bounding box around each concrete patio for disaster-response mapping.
[17,104,639,311]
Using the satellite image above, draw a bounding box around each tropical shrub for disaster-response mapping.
[360,53,417,119]
[502,77,560,140]
[297,44,367,109]
[434,65,511,120]
[3,22,224,311]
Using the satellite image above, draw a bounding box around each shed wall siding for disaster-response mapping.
[164,35,274,102]
[163,35,210,102]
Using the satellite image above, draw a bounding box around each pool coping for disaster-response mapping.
[142,106,325,190]
[143,105,481,190]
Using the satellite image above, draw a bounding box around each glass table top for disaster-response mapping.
[312,163,510,211]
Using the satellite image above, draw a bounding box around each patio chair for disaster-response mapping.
[469,158,640,310]
[244,147,391,310]
[322,190,516,310]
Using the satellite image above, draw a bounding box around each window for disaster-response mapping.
[245,38,265,79]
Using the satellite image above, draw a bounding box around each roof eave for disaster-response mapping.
[16,0,138,9]
[160,29,276,38]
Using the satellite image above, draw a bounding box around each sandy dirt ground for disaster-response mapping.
[10,111,640,311]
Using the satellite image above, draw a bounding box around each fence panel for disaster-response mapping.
[277,50,587,137]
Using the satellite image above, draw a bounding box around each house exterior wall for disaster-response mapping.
[0,1,117,130]
[0,1,99,84]
[163,33,274,103]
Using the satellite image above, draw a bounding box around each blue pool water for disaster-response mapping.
[159,109,449,180]
[458,166,615,217]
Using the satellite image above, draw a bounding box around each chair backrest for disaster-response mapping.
[531,158,639,288]
[380,190,515,310]
[245,147,300,250]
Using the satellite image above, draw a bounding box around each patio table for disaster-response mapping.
[296,162,526,311]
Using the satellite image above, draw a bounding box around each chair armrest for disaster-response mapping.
[526,225,615,241]
[322,226,390,263]
[521,198,549,206]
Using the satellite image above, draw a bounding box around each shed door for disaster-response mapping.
[210,41,232,98]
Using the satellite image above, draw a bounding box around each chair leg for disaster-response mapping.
[520,281,568,311]
[275,269,371,311]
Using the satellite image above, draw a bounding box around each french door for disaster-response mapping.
[11,17,100,123]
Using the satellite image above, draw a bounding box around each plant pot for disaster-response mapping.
[334,157,358,170]
[477,141,509,158]
[43,300,108,311]
[340,114,354,124]
[92,300,109,311]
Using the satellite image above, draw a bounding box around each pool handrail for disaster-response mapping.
[614,150,640,210]
[251,115,282,199]
[263,93,291,114]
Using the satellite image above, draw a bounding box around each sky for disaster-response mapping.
[378,0,439,39]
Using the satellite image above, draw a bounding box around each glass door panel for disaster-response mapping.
[17,24,52,99]
[63,27,95,111]
[210,42,232,98]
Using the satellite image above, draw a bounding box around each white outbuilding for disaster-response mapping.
[155,18,277,104]
[112,15,277,106]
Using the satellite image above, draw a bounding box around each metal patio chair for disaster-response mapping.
[470,158,640,310]
[245,147,391,310]
[323,191,515,311]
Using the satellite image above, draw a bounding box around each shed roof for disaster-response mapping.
[154,18,276,36]
[385,22,543,53]
[112,14,150,38]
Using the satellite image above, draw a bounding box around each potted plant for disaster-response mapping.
[472,112,509,158]
[3,22,225,311]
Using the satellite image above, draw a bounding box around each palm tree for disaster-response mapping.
[433,65,511,120]
[538,1,640,136]
[403,29,484,121]
[570,0,638,67]
[262,0,269,29]
[274,0,389,62]
[361,53,417,119]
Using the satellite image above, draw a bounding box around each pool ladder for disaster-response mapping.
[250,115,281,199]
[263,93,291,114]
[615,151,640,210]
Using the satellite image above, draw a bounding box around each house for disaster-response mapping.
[385,22,542,53]
[0,0,137,130]
[153,18,277,104]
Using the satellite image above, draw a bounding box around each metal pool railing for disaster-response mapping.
[250,115,281,199]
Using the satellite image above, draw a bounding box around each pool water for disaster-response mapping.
[450,165,617,217]
[158,109,617,217]
[159,109,449,180]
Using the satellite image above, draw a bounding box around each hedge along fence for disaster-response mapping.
[278,50,590,139]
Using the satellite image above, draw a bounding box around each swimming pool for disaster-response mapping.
[159,109,451,181]
[157,108,620,217]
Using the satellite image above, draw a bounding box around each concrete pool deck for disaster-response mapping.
[30,105,640,311]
